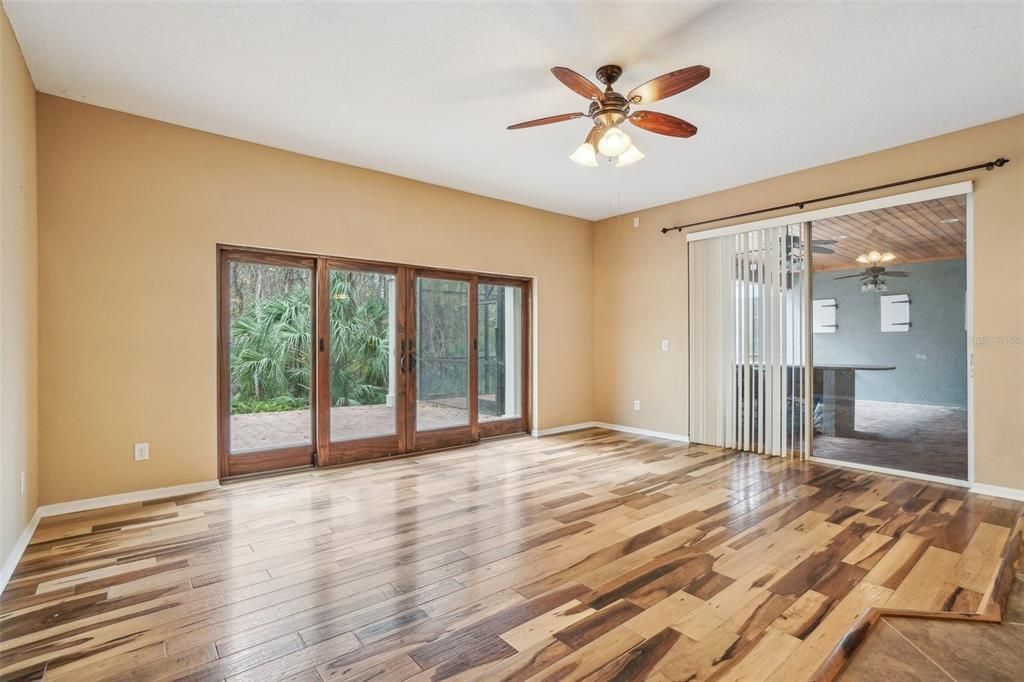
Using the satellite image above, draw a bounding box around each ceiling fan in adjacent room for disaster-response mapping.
[835,251,910,292]
[784,234,838,269]
[506,64,710,167]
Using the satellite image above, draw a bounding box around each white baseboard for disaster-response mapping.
[810,457,970,488]
[592,422,689,443]
[36,480,221,518]
[970,482,1024,502]
[0,508,42,596]
[812,459,1024,502]
[0,479,220,596]
[531,422,598,437]
[532,421,689,443]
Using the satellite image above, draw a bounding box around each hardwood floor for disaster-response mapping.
[1,429,1019,681]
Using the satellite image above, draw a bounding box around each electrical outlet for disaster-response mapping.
[133,442,150,461]
[661,339,670,351]
[20,471,26,497]
[633,400,641,412]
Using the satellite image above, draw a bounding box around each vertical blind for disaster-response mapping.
[689,223,809,457]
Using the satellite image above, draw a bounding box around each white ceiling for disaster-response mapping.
[5,1,1023,220]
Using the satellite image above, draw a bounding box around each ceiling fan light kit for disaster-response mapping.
[569,141,599,167]
[616,144,645,167]
[507,63,709,167]
[856,250,896,265]
[596,126,632,157]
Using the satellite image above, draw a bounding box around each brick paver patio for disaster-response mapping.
[229,402,472,452]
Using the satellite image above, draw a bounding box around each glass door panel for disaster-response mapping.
[327,268,398,441]
[221,254,317,476]
[412,274,473,449]
[477,282,527,437]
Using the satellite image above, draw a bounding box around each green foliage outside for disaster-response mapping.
[228,265,515,416]
[229,264,390,414]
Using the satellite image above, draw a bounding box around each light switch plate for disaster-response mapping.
[633,217,640,228]
[633,400,641,411]
[661,339,670,351]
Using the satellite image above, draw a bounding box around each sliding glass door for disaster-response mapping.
[218,248,530,477]
[410,273,475,451]
[807,194,970,480]
[317,262,406,465]
[477,279,527,438]
[218,252,317,476]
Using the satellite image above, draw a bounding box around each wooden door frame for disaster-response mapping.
[315,259,412,466]
[218,244,533,478]
[406,269,476,452]
[217,246,319,477]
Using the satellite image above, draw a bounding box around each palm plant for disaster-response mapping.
[229,269,391,414]
[327,272,390,406]
[230,287,313,411]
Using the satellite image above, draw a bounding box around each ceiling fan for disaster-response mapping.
[835,257,910,293]
[506,64,709,167]
[834,238,910,292]
[779,235,838,271]
[785,235,837,264]
[787,235,838,256]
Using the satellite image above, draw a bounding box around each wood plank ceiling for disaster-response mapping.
[810,195,967,272]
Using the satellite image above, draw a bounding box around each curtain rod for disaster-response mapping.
[661,157,1010,234]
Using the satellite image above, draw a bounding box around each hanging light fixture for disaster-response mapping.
[856,250,896,265]
[569,141,598,167]
[615,144,645,167]
[569,126,644,167]
[596,126,632,157]
[507,63,708,169]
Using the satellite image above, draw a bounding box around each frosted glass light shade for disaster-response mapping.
[615,144,645,167]
[597,127,631,157]
[569,142,598,167]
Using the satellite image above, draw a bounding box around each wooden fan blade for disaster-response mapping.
[628,110,698,137]
[885,272,910,277]
[628,65,710,104]
[813,239,838,245]
[507,112,585,130]
[551,67,602,100]
[812,246,835,254]
[834,273,866,280]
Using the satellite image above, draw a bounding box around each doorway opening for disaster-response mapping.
[809,194,969,480]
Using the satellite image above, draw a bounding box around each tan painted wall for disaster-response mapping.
[1,8,38,563]
[36,95,593,505]
[34,90,1024,504]
[594,115,1024,490]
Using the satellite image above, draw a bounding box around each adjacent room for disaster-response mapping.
[1,2,1022,681]
[809,197,969,480]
